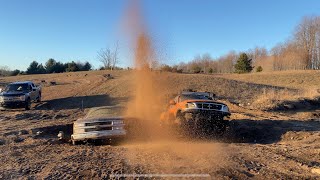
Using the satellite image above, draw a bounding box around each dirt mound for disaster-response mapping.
[228,119,320,144]
[253,96,320,111]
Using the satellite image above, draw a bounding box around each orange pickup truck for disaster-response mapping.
[161,91,231,134]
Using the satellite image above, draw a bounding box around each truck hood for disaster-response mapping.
[75,116,124,123]
[184,99,227,106]
[1,91,26,97]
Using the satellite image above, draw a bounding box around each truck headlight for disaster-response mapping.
[221,105,229,113]
[113,126,123,130]
[113,120,124,125]
[186,103,197,108]
[19,95,25,101]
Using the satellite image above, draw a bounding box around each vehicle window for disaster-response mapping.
[174,96,179,103]
[31,83,35,87]
[180,94,210,101]
[29,85,32,90]
[5,84,29,92]
[86,106,124,119]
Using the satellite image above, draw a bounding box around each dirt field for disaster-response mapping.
[0,70,320,179]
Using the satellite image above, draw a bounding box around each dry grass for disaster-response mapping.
[252,87,320,110]
[221,70,320,90]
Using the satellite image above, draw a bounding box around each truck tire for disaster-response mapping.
[215,120,229,136]
[72,140,79,145]
[175,113,190,136]
[25,98,31,110]
[36,93,41,103]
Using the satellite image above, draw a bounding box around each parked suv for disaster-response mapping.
[0,81,42,110]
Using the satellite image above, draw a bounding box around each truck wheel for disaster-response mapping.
[175,115,184,126]
[25,99,31,110]
[36,94,41,103]
[72,140,80,145]
[175,114,189,136]
[215,120,229,136]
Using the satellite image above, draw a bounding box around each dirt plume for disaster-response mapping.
[123,1,169,140]
[121,1,227,176]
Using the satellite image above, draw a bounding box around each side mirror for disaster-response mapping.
[209,92,216,100]
[169,100,176,105]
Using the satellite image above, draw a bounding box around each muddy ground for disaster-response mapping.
[0,71,319,179]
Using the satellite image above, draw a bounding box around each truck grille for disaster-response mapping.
[4,96,22,101]
[81,120,123,133]
[85,127,113,132]
[196,103,222,110]
[85,121,112,126]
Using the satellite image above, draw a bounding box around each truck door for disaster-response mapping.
[29,84,36,100]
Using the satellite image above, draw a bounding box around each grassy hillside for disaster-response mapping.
[0,70,301,106]
[221,70,320,90]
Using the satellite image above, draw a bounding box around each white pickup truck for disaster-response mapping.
[71,106,126,145]
[0,81,42,110]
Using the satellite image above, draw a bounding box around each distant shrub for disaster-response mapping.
[9,69,21,76]
[256,66,263,72]
[160,65,173,72]
[192,66,202,74]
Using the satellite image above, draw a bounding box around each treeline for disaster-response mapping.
[0,59,92,77]
[162,15,320,74]
[161,52,255,74]
[0,66,21,76]
[272,16,320,70]
[26,59,92,74]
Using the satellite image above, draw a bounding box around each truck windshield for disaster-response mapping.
[5,84,29,92]
[180,94,211,101]
[86,106,124,119]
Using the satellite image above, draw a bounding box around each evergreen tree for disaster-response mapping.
[26,61,39,74]
[26,61,46,74]
[80,62,92,71]
[45,58,57,73]
[54,62,66,73]
[65,61,80,72]
[234,53,253,73]
[37,64,46,74]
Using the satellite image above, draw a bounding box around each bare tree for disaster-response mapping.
[98,48,112,70]
[294,16,320,69]
[98,43,120,70]
[216,51,237,73]
[111,42,119,70]
[247,46,268,63]
[202,53,212,73]
[0,66,11,76]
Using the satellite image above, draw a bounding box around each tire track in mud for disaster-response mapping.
[121,141,230,178]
